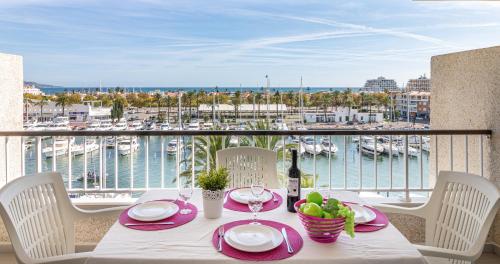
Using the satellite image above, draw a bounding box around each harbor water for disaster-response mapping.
[24,136,429,195]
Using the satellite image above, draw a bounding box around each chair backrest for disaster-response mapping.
[216,147,279,188]
[0,172,77,263]
[424,171,500,260]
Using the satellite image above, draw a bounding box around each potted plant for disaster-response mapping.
[197,167,229,219]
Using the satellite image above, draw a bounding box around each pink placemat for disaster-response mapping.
[212,220,303,261]
[119,199,197,231]
[223,189,283,212]
[345,202,389,232]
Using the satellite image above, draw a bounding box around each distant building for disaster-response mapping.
[23,84,44,95]
[26,101,111,122]
[406,75,431,92]
[304,107,383,124]
[394,91,430,120]
[361,76,399,93]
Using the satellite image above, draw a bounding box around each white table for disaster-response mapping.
[86,190,427,264]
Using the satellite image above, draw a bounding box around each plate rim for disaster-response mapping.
[351,204,377,224]
[128,200,179,222]
[224,224,284,253]
[229,188,273,204]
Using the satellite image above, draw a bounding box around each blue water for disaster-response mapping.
[24,136,429,196]
[40,87,362,95]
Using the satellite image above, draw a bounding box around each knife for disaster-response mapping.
[125,221,175,226]
[281,227,294,254]
[218,225,225,252]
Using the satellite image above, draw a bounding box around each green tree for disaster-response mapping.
[153,92,163,120]
[35,96,49,121]
[111,98,124,122]
[55,93,72,116]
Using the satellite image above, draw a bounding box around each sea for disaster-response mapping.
[40,87,362,95]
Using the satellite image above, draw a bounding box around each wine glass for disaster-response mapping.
[251,180,265,198]
[248,195,263,224]
[178,182,193,215]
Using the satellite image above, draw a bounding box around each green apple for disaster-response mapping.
[306,191,323,206]
[299,203,307,213]
[302,203,323,218]
[322,211,333,219]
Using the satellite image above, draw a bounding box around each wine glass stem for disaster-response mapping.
[253,212,257,222]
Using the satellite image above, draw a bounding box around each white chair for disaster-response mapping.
[0,172,126,264]
[376,171,500,263]
[216,147,279,188]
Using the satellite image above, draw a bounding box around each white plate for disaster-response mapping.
[350,204,377,224]
[225,224,284,253]
[229,188,273,204]
[128,201,179,222]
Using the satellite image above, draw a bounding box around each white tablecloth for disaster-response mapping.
[86,190,427,264]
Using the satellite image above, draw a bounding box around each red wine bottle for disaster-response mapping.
[287,149,301,212]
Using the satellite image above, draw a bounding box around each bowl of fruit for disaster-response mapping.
[294,192,355,243]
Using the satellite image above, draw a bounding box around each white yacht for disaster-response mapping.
[422,142,430,152]
[86,120,101,131]
[166,139,184,155]
[202,122,213,130]
[112,119,127,131]
[30,123,49,131]
[380,142,399,156]
[118,137,139,155]
[43,137,75,158]
[105,136,128,148]
[359,137,384,156]
[301,137,322,155]
[71,140,99,156]
[320,137,338,155]
[98,119,113,131]
[130,120,143,131]
[187,121,200,130]
[46,117,71,131]
[160,122,172,131]
[398,145,420,157]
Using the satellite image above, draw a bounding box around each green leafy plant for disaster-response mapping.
[197,167,230,191]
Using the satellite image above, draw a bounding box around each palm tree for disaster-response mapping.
[161,95,174,123]
[233,91,241,121]
[35,96,49,122]
[55,93,71,116]
[320,92,331,121]
[153,92,162,120]
[273,91,280,120]
[255,92,262,118]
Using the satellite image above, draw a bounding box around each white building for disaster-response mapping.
[361,76,399,93]
[198,104,287,118]
[23,84,44,95]
[406,75,431,92]
[394,91,431,120]
[26,101,111,122]
[304,107,383,124]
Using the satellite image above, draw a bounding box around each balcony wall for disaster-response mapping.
[431,45,500,245]
[0,53,23,186]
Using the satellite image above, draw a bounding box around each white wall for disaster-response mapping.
[0,53,23,184]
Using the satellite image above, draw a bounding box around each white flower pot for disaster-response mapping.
[202,189,224,219]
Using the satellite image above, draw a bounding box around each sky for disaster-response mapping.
[1,0,500,88]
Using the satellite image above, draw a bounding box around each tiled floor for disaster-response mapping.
[0,253,498,263]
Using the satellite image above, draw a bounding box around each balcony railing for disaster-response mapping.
[0,129,491,201]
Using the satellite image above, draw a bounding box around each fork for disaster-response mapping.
[217,225,225,252]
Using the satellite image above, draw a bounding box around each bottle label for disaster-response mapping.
[288,178,299,197]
